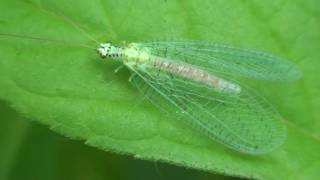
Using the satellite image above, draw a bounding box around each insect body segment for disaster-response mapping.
[151,58,241,94]
[97,43,123,59]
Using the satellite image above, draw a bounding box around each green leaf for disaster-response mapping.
[0,0,319,179]
[1,102,234,180]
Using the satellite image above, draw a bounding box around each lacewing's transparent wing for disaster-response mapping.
[129,63,287,154]
[138,39,301,81]
[119,39,299,154]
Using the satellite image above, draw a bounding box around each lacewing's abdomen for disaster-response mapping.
[151,57,241,94]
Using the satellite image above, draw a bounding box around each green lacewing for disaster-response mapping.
[0,17,301,155]
[96,40,300,154]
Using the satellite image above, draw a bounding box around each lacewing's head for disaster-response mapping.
[97,43,112,58]
[97,43,123,59]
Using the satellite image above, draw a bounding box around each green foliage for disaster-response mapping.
[0,0,319,179]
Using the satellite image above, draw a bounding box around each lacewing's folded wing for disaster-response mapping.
[129,65,286,154]
[138,39,301,81]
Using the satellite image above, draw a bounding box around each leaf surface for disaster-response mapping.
[0,0,319,179]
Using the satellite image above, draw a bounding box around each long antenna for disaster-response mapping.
[0,33,95,50]
[58,13,101,45]
[26,0,103,46]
